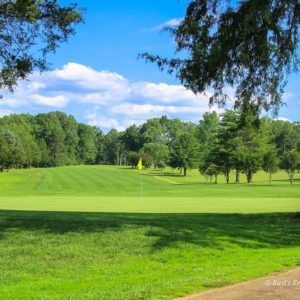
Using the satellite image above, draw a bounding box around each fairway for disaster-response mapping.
[0,166,299,299]
[0,165,299,212]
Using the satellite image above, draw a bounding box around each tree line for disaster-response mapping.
[0,109,299,183]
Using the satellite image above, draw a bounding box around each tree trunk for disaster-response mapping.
[235,170,240,183]
[184,167,187,176]
[246,171,252,183]
[289,171,293,184]
[225,171,230,184]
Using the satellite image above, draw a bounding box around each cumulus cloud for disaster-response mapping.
[88,117,123,131]
[132,82,207,102]
[0,62,213,108]
[0,97,21,107]
[87,113,144,132]
[51,62,131,93]
[111,103,221,117]
[31,94,69,108]
[78,91,126,104]
[0,63,133,108]
[0,62,222,130]
[152,18,183,31]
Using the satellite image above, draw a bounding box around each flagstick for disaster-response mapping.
[137,158,143,208]
[140,168,143,205]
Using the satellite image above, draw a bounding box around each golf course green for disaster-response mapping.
[0,166,299,299]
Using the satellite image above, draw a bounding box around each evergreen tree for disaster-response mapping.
[170,132,199,176]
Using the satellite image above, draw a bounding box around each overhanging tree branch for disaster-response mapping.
[0,0,84,92]
[140,0,300,115]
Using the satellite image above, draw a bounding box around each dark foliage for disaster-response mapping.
[141,0,300,114]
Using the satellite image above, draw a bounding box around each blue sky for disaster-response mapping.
[0,0,299,131]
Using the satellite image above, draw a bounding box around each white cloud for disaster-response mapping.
[78,91,126,104]
[0,97,21,107]
[51,62,130,92]
[87,116,143,132]
[152,18,183,31]
[88,117,123,131]
[132,82,207,102]
[111,103,221,117]
[0,109,12,117]
[275,117,291,122]
[0,62,224,130]
[0,63,132,107]
[283,92,294,101]
[86,107,145,132]
[31,94,69,108]
[27,81,46,91]
[0,62,213,108]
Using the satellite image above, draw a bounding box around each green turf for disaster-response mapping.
[0,166,299,299]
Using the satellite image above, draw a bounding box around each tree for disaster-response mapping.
[103,129,125,165]
[141,0,300,114]
[0,129,10,171]
[35,112,67,166]
[164,117,195,146]
[127,151,140,168]
[216,110,239,183]
[281,151,299,184]
[141,143,169,168]
[272,120,299,157]
[156,160,166,171]
[122,125,141,152]
[140,153,153,169]
[236,127,265,184]
[77,124,97,165]
[0,0,83,92]
[199,162,220,183]
[169,132,199,176]
[263,149,279,184]
[0,129,25,170]
[95,129,104,165]
[56,113,79,165]
[0,113,40,168]
[272,120,300,182]
[197,112,219,146]
[140,118,166,144]
[227,105,267,184]
[37,140,50,167]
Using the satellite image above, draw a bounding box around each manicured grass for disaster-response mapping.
[1,211,300,300]
[0,165,299,199]
[0,166,299,299]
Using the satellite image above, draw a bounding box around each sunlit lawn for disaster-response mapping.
[0,166,299,299]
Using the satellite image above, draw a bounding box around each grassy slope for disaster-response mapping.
[0,166,299,299]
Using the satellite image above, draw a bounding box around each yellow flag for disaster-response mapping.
[137,158,143,170]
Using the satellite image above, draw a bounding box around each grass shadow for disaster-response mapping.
[0,211,299,251]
